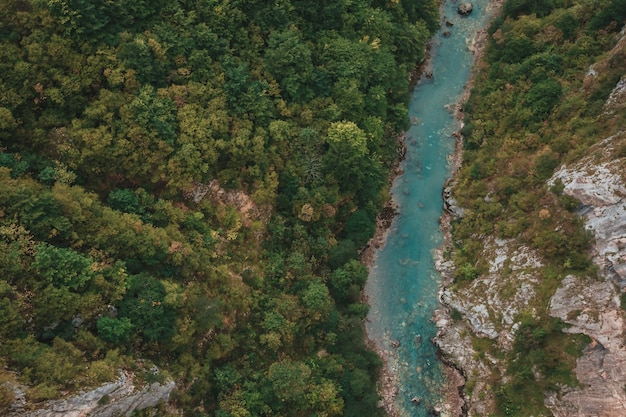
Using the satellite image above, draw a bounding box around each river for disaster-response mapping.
[363,1,495,415]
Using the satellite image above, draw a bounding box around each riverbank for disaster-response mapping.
[361,166,401,417]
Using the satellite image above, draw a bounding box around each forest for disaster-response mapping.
[0,0,441,415]
[3,0,625,415]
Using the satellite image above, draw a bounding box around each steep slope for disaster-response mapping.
[0,1,440,415]
[546,27,626,416]
[435,2,626,415]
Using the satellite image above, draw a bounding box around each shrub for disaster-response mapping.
[456,263,480,282]
[107,189,144,215]
[97,317,133,344]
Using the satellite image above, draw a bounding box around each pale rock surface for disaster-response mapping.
[8,372,175,417]
[546,130,626,416]
[434,237,544,415]
[440,236,543,347]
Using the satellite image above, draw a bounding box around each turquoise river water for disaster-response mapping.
[364,1,494,415]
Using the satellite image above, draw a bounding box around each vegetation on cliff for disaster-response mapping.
[450,0,626,415]
[0,0,440,414]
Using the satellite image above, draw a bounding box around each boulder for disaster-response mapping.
[458,2,473,16]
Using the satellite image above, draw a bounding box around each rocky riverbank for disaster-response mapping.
[361,191,401,417]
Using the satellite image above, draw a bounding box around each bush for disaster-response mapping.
[344,209,375,248]
[534,153,559,181]
[328,240,358,269]
[456,263,479,282]
[97,317,133,344]
[107,189,144,215]
[118,274,176,343]
[588,0,626,32]
[525,80,562,122]
[503,0,559,19]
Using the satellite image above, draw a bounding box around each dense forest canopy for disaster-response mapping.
[5,0,623,415]
[0,0,440,415]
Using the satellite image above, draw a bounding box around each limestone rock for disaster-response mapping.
[8,371,175,417]
[546,131,626,416]
[550,135,626,286]
[443,186,465,218]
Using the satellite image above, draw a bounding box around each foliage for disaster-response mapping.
[0,0,440,413]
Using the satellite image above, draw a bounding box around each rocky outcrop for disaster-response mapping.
[436,135,626,417]
[443,186,465,218]
[435,237,545,415]
[7,371,175,417]
[186,180,270,226]
[545,129,626,416]
[551,137,626,285]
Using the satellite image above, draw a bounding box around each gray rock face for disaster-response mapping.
[435,236,544,415]
[443,186,465,218]
[8,371,175,417]
[545,130,626,417]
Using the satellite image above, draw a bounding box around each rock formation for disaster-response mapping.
[458,3,474,16]
[7,371,175,417]
[545,129,626,416]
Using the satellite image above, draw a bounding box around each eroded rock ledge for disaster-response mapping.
[545,131,626,417]
[7,371,175,417]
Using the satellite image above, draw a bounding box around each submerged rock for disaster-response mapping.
[458,3,473,16]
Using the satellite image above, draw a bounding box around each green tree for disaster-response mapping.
[324,121,369,189]
[0,293,23,338]
[268,360,311,409]
[97,317,133,344]
[118,274,176,343]
[301,280,334,321]
[107,189,144,215]
[33,244,93,291]
[524,79,562,122]
[329,260,368,303]
[122,85,177,145]
[264,28,313,101]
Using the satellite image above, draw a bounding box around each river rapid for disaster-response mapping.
[363,1,495,415]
